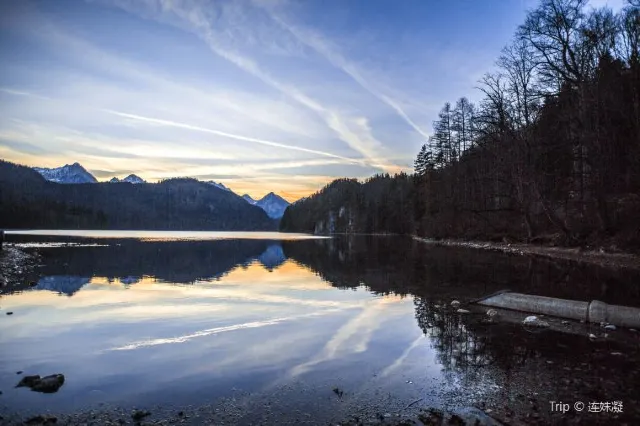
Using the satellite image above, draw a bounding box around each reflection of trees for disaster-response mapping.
[284,236,640,305]
[285,235,640,385]
[35,239,287,286]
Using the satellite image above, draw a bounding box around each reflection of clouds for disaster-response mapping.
[288,296,403,377]
[109,310,342,351]
[379,335,424,378]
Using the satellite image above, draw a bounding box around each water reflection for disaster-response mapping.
[1,235,639,423]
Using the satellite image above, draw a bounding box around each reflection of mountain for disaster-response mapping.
[36,276,92,296]
[35,239,290,286]
[257,244,287,271]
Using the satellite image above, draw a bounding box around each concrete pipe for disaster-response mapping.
[475,292,640,329]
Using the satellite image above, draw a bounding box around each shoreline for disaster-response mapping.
[0,246,41,294]
[412,236,640,270]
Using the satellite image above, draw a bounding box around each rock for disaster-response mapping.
[451,300,461,308]
[16,371,23,375]
[562,320,569,324]
[457,309,471,314]
[24,415,57,425]
[32,374,65,393]
[523,316,549,328]
[589,333,597,340]
[631,328,637,332]
[611,352,623,356]
[131,410,151,422]
[6,312,13,315]
[604,324,616,331]
[16,374,65,393]
[486,309,498,318]
[16,375,41,388]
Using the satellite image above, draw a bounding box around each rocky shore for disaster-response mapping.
[0,246,41,295]
[413,236,640,270]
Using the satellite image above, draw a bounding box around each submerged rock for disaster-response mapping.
[451,300,461,308]
[16,375,41,388]
[24,414,57,425]
[523,316,549,328]
[33,374,65,393]
[131,410,151,421]
[16,374,65,393]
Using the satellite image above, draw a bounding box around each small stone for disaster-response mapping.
[523,316,549,328]
[457,309,471,314]
[562,320,569,324]
[451,300,461,308]
[604,324,616,331]
[16,371,23,375]
[6,312,13,315]
[486,309,498,317]
[589,333,597,340]
[630,328,637,332]
[31,374,65,393]
[611,352,623,356]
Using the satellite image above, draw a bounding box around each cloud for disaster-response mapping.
[101,0,401,172]
[106,110,366,164]
[262,9,431,139]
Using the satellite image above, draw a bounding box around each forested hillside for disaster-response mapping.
[281,0,640,250]
[0,160,277,231]
[280,175,414,234]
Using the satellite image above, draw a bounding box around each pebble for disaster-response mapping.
[604,324,617,330]
[451,300,461,308]
[589,333,597,340]
[457,309,470,314]
[6,312,13,315]
[523,316,549,328]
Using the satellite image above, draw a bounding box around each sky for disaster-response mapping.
[0,0,626,201]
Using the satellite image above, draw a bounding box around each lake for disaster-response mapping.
[1,231,640,425]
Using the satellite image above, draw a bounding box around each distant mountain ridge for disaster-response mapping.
[31,162,291,219]
[1,160,277,231]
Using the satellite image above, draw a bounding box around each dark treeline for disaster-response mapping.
[0,160,277,231]
[280,174,414,234]
[281,0,640,250]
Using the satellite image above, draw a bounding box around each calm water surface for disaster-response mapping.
[1,232,640,424]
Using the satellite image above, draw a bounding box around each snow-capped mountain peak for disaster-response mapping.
[109,174,145,184]
[255,192,290,219]
[123,174,145,184]
[34,163,97,184]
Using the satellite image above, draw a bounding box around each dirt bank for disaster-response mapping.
[413,236,640,270]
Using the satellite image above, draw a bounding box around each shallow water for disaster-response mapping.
[1,234,640,424]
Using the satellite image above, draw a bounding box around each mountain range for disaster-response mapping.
[32,162,290,219]
[0,160,280,231]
